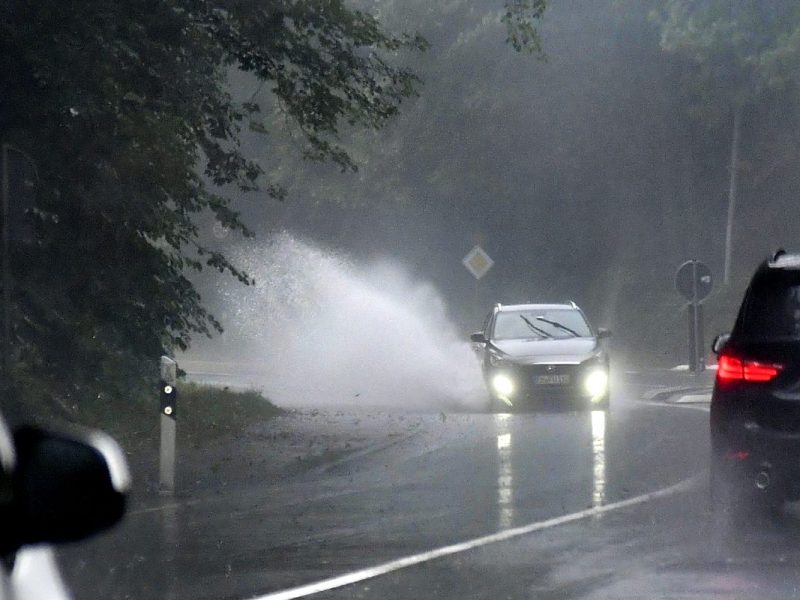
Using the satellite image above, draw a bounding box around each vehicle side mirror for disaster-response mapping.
[597,328,612,339]
[712,333,731,355]
[4,426,130,553]
[470,332,486,344]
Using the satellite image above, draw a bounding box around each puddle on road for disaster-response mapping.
[493,410,609,529]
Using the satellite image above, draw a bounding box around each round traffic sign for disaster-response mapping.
[676,260,713,301]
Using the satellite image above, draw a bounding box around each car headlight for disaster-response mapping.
[488,350,510,367]
[491,373,515,397]
[584,369,608,399]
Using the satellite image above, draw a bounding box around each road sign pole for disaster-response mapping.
[696,302,705,373]
[676,259,712,374]
[687,302,698,373]
[691,260,705,374]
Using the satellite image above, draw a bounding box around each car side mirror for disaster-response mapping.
[597,328,612,339]
[470,332,487,344]
[3,426,130,553]
[712,333,731,355]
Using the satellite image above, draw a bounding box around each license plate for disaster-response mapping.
[534,374,570,385]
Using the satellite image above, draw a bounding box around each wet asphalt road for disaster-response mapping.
[59,378,800,599]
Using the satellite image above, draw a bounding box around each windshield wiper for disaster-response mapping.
[520,315,552,338]
[534,316,580,337]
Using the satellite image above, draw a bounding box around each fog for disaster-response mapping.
[207,0,800,373]
[16,3,800,597]
[186,233,486,411]
[186,0,800,401]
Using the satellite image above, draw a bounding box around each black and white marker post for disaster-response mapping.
[675,260,713,373]
[159,356,178,494]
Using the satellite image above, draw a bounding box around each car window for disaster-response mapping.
[492,310,592,340]
[740,278,800,340]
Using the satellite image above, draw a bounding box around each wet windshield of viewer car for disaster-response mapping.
[6,0,800,599]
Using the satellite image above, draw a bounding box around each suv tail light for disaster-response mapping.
[717,353,783,383]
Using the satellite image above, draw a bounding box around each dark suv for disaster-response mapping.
[470,302,611,411]
[711,251,800,507]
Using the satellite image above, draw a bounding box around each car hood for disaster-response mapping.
[491,337,599,364]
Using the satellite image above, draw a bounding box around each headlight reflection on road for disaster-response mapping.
[591,410,606,508]
[494,414,514,529]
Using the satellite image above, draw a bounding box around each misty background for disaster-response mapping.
[186,0,800,381]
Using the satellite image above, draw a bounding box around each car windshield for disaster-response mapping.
[6,1,800,598]
[493,309,592,340]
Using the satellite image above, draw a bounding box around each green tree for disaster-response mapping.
[1,0,427,412]
[1,0,547,417]
[502,0,548,55]
[653,0,800,283]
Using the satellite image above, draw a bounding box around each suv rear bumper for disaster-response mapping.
[711,415,800,499]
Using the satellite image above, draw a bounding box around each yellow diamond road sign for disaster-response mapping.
[463,245,494,280]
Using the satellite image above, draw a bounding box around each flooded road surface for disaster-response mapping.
[58,379,800,599]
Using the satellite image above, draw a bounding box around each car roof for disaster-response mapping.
[767,252,800,270]
[496,303,579,312]
[749,251,800,287]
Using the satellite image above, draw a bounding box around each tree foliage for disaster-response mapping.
[651,1,800,282]
[653,0,800,122]
[503,0,547,56]
[232,1,800,368]
[0,0,427,405]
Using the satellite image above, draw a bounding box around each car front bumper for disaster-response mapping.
[485,363,609,410]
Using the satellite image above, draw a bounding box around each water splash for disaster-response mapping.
[193,233,486,411]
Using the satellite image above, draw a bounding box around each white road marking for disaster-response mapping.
[128,499,202,516]
[642,386,710,401]
[674,403,711,412]
[675,393,711,404]
[247,475,699,600]
[642,400,710,413]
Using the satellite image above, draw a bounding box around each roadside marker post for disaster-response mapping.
[159,356,178,494]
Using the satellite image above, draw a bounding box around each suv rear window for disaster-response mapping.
[740,275,800,339]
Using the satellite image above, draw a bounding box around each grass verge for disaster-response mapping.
[176,383,283,448]
[9,380,282,452]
